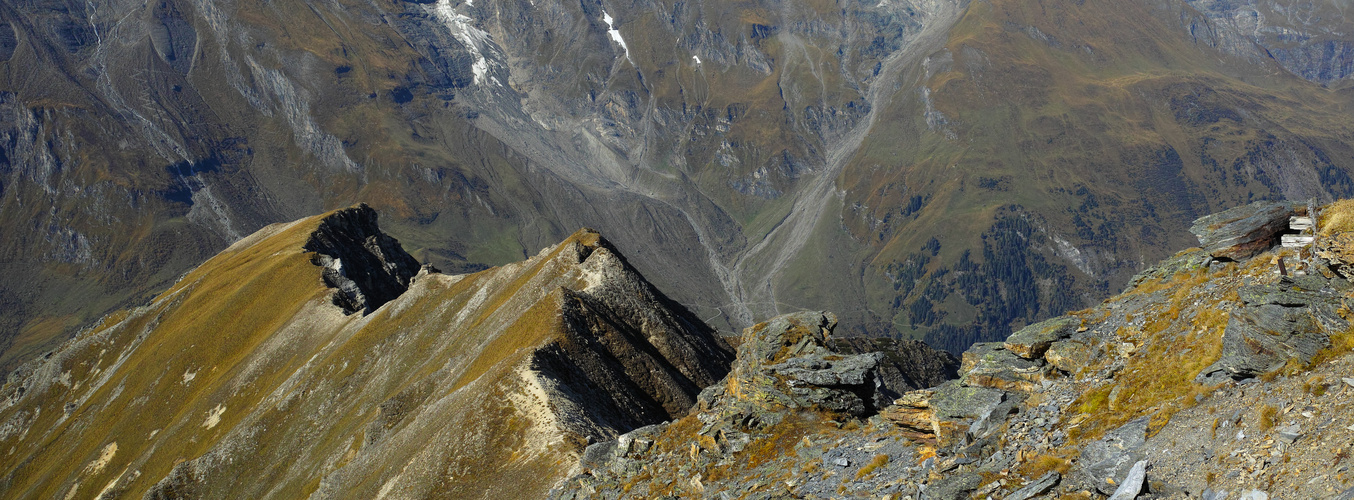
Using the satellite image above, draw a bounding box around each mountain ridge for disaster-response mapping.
[0,205,734,498]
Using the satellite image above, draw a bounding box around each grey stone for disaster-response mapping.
[1004,316,1079,359]
[581,440,619,471]
[705,311,886,417]
[1275,423,1301,443]
[1196,277,1348,381]
[921,472,982,500]
[1202,488,1228,500]
[1343,377,1354,388]
[1046,337,1103,374]
[1079,417,1149,494]
[1236,490,1269,500]
[1335,485,1354,500]
[959,344,1051,392]
[930,381,1010,421]
[1107,460,1147,500]
[1190,201,1294,260]
[833,457,850,467]
[1005,472,1060,500]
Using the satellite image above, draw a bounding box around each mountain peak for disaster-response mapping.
[302,203,423,315]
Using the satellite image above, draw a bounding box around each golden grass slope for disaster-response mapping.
[0,208,730,499]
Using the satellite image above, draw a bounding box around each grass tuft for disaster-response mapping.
[855,454,889,479]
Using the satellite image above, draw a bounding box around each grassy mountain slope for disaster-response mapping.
[0,208,731,498]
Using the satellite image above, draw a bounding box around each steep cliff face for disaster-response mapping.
[0,207,732,498]
[1184,0,1354,88]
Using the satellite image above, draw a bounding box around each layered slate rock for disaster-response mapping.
[959,342,1054,392]
[698,312,884,417]
[830,337,960,402]
[302,204,422,315]
[1004,316,1079,359]
[1190,201,1296,260]
[1197,275,1350,381]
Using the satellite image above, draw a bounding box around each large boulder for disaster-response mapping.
[1197,276,1348,381]
[1076,417,1150,495]
[698,311,884,417]
[1189,201,1296,260]
[960,343,1054,392]
[1004,316,1079,359]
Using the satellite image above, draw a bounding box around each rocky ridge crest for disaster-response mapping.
[554,200,1354,499]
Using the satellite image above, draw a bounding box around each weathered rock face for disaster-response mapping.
[699,312,884,417]
[1198,275,1350,381]
[1004,316,1079,359]
[302,204,423,314]
[552,200,1354,500]
[1190,201,1296,260]
[829,337,960,402]
[1183,0,1354,88]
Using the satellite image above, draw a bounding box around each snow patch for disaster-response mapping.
[182,369,197,384]
[432,0,498,86]
[693,55,701,65]
[601,11,634,64]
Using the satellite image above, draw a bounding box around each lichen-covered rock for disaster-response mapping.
[1197,276,1349,381]
[959,343,1053,392]
[698,311,884,417]
[1046,337,1103,374]
[1004,316,1079,359]
[1189,201,1296,260]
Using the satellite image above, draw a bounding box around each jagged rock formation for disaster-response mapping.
[1198,274,1350,381]
[303,204,423,314]
[1190,201,1299,260]
[697,311,886,417]
[0,207,732,498]
[830,337,960,401]
[553,200,1354,499]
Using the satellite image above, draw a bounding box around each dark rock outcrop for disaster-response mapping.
[830,337,960,401]
[1189,201,1296,260]
[1197,275,1349,381]
[527,232,735,433]
[303,204,423,315]
[698,311,885,417]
